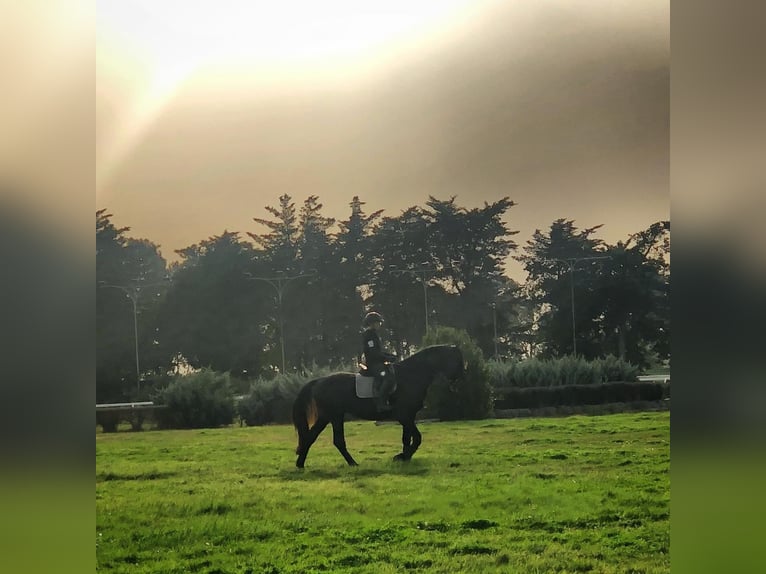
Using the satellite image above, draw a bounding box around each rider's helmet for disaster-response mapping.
[363,311,384,327]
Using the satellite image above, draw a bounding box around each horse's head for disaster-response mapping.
[412,344,464,381]
[400,344,465,387]
[441,345,465,382]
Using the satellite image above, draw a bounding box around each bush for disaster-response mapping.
[593,355,640,383]
[238,373,305,426]
[96,410,119,433]
[555,355,598,385]
[238,363,356,426]
[154,369,235,429]
[422,326,493,421]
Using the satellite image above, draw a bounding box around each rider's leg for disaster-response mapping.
[376,371,394,411]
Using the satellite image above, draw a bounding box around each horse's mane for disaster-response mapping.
[411,344,454,355]
[399,344,457,367]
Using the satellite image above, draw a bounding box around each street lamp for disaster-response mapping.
[247,271,314,373]
[491,301,499,359]
[98,278,167,395]
[550,256,610,356]
[389,264,436,334]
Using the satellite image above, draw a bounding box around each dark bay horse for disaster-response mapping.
[292,345,464,468]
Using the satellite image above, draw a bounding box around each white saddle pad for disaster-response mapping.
[355,374,376,398]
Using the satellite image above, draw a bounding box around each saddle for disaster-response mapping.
[355,363,396,399]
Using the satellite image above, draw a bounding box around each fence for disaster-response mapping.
[96,402,167,432]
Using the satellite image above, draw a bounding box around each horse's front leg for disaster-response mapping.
[331,418,358,466]
[393,421,420,461]
[393,424,412,461]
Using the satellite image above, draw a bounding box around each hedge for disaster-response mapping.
[487,355,640,388]
[493,380,669,409]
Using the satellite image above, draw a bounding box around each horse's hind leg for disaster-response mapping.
[296,418,329,468]
[331,418,358,466]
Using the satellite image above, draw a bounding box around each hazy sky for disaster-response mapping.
[97,0,668,280]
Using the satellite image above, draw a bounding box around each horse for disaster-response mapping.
[292,344,464,468]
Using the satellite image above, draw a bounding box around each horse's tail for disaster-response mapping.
[293,379,319,455]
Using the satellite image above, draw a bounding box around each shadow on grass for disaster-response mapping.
[278,461,431,481]
[516,510,670,532]
[97,470,178,482]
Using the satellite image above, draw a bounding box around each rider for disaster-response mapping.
[361,312,397,411]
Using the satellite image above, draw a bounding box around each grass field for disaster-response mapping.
[96,412,670,573]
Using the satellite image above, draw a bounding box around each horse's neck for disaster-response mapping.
[397,362,436,386]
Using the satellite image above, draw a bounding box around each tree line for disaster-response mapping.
[96,195,669,402]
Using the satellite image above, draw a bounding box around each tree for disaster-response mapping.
[291,196,336,367]
[248,195,357,370]
[364,196,522,358]
[367,207,434,354]
[595,221,670,367]
[517,218,670,366]
[326,197,383,363]
[158,231,267,377]
[97,210,168,401]
[247,195,313,370]
[425,196,520,356]
[516,219,607,358]
[248,194,299,273]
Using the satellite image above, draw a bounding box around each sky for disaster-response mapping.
[96,0,669,280]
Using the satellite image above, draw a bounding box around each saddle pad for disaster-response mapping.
[355,374,376,398]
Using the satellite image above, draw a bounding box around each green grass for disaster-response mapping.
[96,412,669,573]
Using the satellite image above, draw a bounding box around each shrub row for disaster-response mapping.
[487,355,640,388]
[147,364,354,429]
[493,381,669,410]
[105,349,653,430]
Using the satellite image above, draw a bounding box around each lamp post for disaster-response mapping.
[389,264,436,334]
[99,278,167,395]
[492,301,499,359]
[550,256,610,356]
[247,271,314,373]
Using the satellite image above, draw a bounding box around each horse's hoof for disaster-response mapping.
[393,453,405,461]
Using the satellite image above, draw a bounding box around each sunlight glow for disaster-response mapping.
[97,1,476,71]
[96,0,477,192]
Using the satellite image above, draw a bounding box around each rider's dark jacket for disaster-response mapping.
[362,327,388,374]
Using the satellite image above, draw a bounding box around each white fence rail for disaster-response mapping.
[637,375,670,383]
[96,401,164,411]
